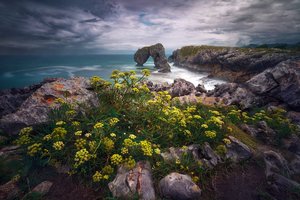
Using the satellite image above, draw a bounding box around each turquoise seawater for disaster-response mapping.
[0,55,225,90]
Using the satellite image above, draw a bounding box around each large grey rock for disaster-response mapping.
[225,136,252,162]
[0,77,98,135]
[208,59,300,110]
[108,161,155,200]
[169,79,196,97]
[159,172,201,200]
[247,59,300,110]
[134,43,171,72]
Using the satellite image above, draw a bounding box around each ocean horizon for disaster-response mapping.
[0,54,225,90]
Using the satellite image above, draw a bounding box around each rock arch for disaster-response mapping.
[134,43,171,72]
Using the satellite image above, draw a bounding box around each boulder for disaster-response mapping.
[0,177,20,200]
[134,43,171,72]
[0,77,98,135]
[108,161,155,200]
[159,172,201,200]
[169,79,196,97]
[225,136,252,162]
[32,181,53,196]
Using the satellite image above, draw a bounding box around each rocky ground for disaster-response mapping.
[1,55,300,199]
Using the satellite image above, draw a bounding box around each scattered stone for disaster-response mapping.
[159,172,201,200]
[195,84,207,94]
[264,150,290,177]
[289,155,300,175]
[134,43,171,72]
[32,181,53,196]
[108,161,155,200]
[200,142,221,168]
[225,136,252,162]
[0,77,98,135]
[282,134,300,156]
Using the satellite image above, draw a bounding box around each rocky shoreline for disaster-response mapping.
[1,46,300,200]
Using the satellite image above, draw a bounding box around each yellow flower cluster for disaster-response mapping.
[94,122,104,129]
[103,137,114,152]
[53,141,64,150]
[88,141,97,151]
[109,118,119,126]
[65,110,76,118]
[110,132,116,137]
[124,156,136,169]
[27,143,42,156]
[92,171,102,182]
[90,76,111,88]
[123,138,137,147]
[72,121,80,127]
[204,130,217,139]
[140,140,153,156]
[56,121,66,126]
[141,69,151,76]
[74,148,90,166]
[75,138,86,150]
[110,154,123,165]
[52,127,67,139]
[223,138,231,145]
[43,134,52,141]
[15,127,33,145]
[75,130,82,136]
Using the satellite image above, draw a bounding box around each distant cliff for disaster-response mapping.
[169,45,299,82]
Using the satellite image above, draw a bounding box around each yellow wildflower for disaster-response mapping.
[27,143,42,156]
[53,141,64,150]
[56,121,66,126]
[94,122,104,129]
[111,154,123,165]
[204,130,217,139]
[103,137,114,152]
[110,132,116,137]
[109,118,119,126]
[140,140,153,156]
[74,148,90,166]
[92,171,102,182]
[74,130,82,136]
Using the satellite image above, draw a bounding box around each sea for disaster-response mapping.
[0,55,226,90]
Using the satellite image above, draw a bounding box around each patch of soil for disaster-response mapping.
[211,161,269,200]
[25,166,104,200]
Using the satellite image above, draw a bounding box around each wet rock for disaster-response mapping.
[0,178,20,200]
[169,79,196,97]
[0,77,98,135]
[159,172,201,200]
[134,43,171,72]
[195,84,207,94]
[32,181,53,195]
[225,136,252,162]
[108,161,155,200]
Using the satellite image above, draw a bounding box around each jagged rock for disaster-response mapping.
[0,78,57,118]
[169,45,294,82]
[263,150,300,195]
[225,136,252,162]
[247,59,300,110]
[282,134,300,156]
[159,172,201,200]
[195,84,207,94]
[169,79,196,97]
[161,143,221,170]
[0,77,98,135]
[264,150,290,177]
[108,161,155,200]
[207,59,300,110]
[0,178,20,200]
[0,145,20,158]
[240,124,259,137]
[32,181,53,195]
[289,155,300,175]
[134,43,171,72]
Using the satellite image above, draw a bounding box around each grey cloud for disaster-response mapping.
[0,0,299,54]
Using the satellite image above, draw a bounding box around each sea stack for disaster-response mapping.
[134,43,171,72]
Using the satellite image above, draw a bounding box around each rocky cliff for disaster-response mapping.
[169,45,299,82]
[134,43,171,72]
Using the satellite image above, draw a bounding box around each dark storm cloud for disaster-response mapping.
[0,0,299,54]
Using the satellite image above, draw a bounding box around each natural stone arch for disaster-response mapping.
[134,43,171,72]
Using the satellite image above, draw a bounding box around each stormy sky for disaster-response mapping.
[0,0,299,54]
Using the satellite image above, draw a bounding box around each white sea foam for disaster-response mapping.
[148,63,226,91]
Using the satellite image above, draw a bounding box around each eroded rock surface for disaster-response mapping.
[159,172,201,200]
[0,77,98,135]
[134,43,171,72]
[108,161,155,200]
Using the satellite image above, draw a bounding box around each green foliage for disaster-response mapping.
[14,69,298,192]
